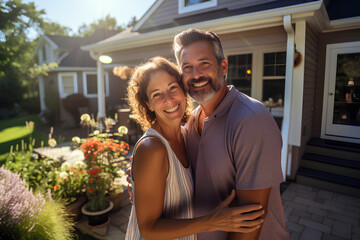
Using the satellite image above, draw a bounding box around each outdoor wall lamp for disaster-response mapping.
[99,55,112,64]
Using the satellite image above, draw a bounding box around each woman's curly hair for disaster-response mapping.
[127,56,192,131]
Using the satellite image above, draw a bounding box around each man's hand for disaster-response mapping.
[206,190,264,233]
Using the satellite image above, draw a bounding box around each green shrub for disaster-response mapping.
[0,167,74,240]
[5,150,60,192]
[62,94,89,125]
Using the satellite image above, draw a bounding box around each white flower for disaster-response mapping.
[61,162,71,172]
[117,169,125,176]
[74,160,86,170]
[93,130,100,135]
[72,136,81,144]
[48,138,57,147]
[118,126,128,136]
[59,172,68,179]
[80,113,91,122]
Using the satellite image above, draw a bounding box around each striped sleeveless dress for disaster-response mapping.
[125,127,196,240]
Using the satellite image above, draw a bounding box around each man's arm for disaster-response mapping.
[227,188,271,240]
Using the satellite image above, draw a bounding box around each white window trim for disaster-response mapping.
[82,71,110,98]
[225,44,286,101]
[58,72,78,99]
[178,0,217,14]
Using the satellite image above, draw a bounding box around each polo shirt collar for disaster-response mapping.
[191,85,237,129]
[208,85,237,119]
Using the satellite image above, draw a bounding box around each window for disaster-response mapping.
[58,72,78,98]
[262,52,286,105]
[178,0,217,14]
[83,72,109,98]
[227,54,252,96]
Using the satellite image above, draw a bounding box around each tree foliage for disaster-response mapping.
[41,21,71,36]
[76,14,124,37]
[0,0,45,109]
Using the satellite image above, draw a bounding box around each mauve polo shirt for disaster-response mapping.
[185,86,290,240]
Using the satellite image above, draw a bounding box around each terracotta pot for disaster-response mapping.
[81,201,113,227]
[66,196,86,221]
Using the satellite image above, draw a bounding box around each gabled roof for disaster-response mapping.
[46,35,84,49]
[39,29,120,68]
[83,0,360,54]
[134,0,320,33]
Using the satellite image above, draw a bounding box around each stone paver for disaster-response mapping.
[300,227,323,240]
[332,221,352,239]
[76,182,360,240]
[283,183,360,240]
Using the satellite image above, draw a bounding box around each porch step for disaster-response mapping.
[306,138,360,161]
[296,167,360,198]
[301,153,360,179]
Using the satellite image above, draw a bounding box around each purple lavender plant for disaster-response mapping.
[0,166,45,236]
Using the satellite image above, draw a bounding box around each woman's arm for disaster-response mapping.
[132,137,265,240]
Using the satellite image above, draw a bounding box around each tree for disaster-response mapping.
[41,21,71,36]
[0,0,45,109]
[127,16,138,28]
[76,14,124,37]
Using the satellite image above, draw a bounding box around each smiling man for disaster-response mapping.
[173,28,289,240]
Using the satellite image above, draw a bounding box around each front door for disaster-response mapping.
[322,41,360,143]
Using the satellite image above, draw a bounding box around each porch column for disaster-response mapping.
[289,21,306,147]
[39,76,46,113]
[97,60,106,129]
[282,15,295,180]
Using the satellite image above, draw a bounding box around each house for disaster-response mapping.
[81,0,360,196]
[36,28,126,123]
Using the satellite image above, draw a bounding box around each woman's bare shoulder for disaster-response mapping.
[132,136,168,179]
[134,137,167,163]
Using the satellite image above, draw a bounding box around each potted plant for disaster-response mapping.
[78,132,129,227]
[52,160,87,220]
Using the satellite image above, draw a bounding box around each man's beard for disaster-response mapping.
[186,76,224,104]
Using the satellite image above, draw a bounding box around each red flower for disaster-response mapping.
[54,184,60,191]
[90,178,93,183]
[88,168,102,176]
[88,188,94,193]
[95,178,100,181]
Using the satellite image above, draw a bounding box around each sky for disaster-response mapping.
[23,0,156,36]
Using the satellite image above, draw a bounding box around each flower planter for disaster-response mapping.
[81,201,113,227]
[66,196,86,221]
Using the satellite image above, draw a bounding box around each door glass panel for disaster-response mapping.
[333,53,360,126]
[227,54,252,96]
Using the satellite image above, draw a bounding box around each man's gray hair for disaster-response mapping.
[173,28,225,66]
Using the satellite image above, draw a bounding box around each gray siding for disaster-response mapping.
[289,25,318,179]
[139,0,280,32]
[302,25,318,146]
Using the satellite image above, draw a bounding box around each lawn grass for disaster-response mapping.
[0,115,49,166]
